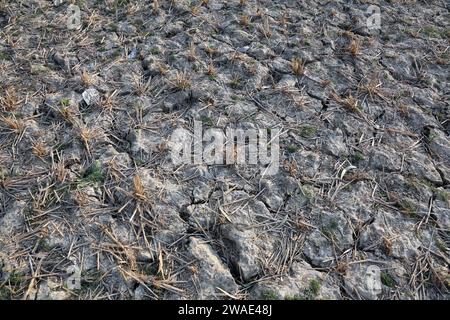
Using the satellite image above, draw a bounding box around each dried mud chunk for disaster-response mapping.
[344,263,382,300]
[36,279,71,300]
[192,181,212,203]
[427,128,450,164]
[370,148,401,172]
[187,237,238,299]
[220,224,262,281]
[226,102,257,118]
[259,179,284,210]
[82,88,100,107]
[322,128,348,157]
[128,129,162,161]
[251,261,341,300]
[0,200,26,236]
[152,204,188,244]
[406,151,442,185]
[303,211,353,268]
[185,204,215,229]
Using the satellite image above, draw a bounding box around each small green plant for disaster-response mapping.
[60,98,71,107]
[37,237,52,252]
[435,189,449,203]
[79,160,104,186]
[300,184,315,199]
[8,271,24,287]
[309,279,321,296]
[328,219,338,231]
[0,51,11,61]
[140,263,158,276]
[286,145,298,153]
[398,199,418,217]
[291,278,322,300]
[230,94,240,101]
[426,131,438,142]
[261,290,279,300]
[351,151,365,163]
[200,115,213,126]
[76,270,104,294]
[115,0,130,8]
[0,286,12,300]
[422,26,439,38]
[0,167,7,180]
[4,270,26,298]
[434,237,448,253]
[0,261,23,300]
[321,219,339,239]
[298,125,317,138]
[380,272,396,288]
[86,161,104,182]
[229,76,241,89]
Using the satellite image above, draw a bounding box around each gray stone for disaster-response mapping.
[303,211,353,267]
[226,102,257,117]
[294,150,321,179]
[36,278,71,300]
[187,237,238,299]
[260,179,284,210]
[428,128,450,164]
[0,200,25,235]
[153,204,188,245]
[186,203,216,229]
[406,151,442,185]
[220,224,261,281]
[370,148,401,172]
[251,261,341,300]
[277,75,297,88]
[82,88,100,106]
[128,129,162,160]
[344,263,382,300]
[322,129,348,157]
[192,181,212,203]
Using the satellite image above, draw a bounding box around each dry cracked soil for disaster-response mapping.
[0,0,449,300]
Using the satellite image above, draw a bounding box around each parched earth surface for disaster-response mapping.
[0,0,449,300]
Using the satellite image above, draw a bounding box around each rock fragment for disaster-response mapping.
[82,88,100,106]
[344,263,382,300]
[187,237,238,299]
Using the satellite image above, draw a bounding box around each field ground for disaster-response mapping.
[0,0,449,300]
